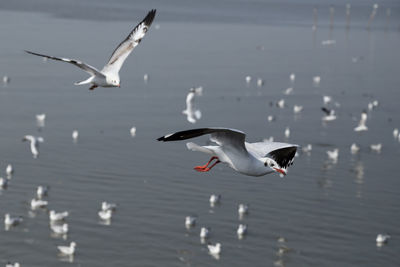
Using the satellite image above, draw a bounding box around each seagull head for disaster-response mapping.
[107,76,120,87]
[263,157,287,175]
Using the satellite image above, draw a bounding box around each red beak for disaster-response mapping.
[274,168,286,175]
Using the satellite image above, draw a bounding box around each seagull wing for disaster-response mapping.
[25,50,105,78]
[246,141,297,169]
[101,9,156,75]
[157,127,247,153]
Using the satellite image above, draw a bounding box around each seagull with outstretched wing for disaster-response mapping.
[157,128,298,177]
[26,9,156,90]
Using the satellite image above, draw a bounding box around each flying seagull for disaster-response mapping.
[26,9,156,90]
[157,128,298,176]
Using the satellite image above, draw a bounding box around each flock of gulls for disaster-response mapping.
[1,3,397,265]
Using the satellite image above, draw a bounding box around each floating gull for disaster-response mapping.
[237,224,248,238]
[350,143,360,154]
[200,227,210,239]
[238,204,249,216]
[3,75,10,84]
[6,164,14,178]
[143,73,149,83]
[327,148,339,162]
[31,198,48,210]
[22,135,44,159]
[284,127,290,139]
[157,128,298,176]
[354,111,368,132]
[209,194,221,206]
[393,128,399,139]
[277,99,285,109]
[57,242,76,255]
[51,223,68,235]
[370,143,382,153]
[245,76,251,84]
[130,126,137,137]
[182,87,202,124]
[98,209,113,220]
[267,115,276,122]
[185,216,196,229]
[323,96,332,105]
[50,210,69,222]
[4,213,23,227]
[26,10,156,90]
[37,185,49,199]
[101,201,117,211]
[256,78,264,87]
[321,107,336,122]
[36,113,46,128]
[72,130,79,142]
[293,105,303,114]
[376,234,390,246]
[313,76,321,85]
[208,242,221,258]
[289,73,295,83]
[0,177,8,189]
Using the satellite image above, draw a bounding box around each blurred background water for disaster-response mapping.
[0,0,400,266]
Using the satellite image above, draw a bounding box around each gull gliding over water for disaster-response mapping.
[22,135,44,159]
[157,128,298,176]
[25,10,156,90]
[182,87,203,123]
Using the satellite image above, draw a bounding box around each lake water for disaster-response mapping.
[1,1,400,266]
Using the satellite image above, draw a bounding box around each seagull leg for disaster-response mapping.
[194,157,220,172]
[89,85,98,90]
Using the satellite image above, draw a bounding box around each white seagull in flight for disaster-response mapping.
[182,87,203,123]
[22,135,44,159]
[26,9,156,90]
[157,128,298,176]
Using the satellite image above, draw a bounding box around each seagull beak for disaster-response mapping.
[273,168,286,176]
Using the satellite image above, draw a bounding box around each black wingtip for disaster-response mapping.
[157,136,165,141]
[144,9,157,27]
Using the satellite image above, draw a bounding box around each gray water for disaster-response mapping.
[1,1,400,266]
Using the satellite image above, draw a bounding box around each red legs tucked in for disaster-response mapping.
[89,85,98,90]
[194,156,220,172]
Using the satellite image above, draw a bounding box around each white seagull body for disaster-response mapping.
[200,227,210,239]
[22,135,44,159]
[31,198,48,210]
[350,143,360,154]
[185,216,196,228]
[208,242,221,256]
[26,10,156,90]
[376,234,390,245]
[37,185,49,199]
[6,164,14,177]
[209,194,221,206]
[354,111,368,132]
[238,204,249,216]
[5,262,20,267]
[182,87,203,123]
[51,223,68,235]
[0,177,8,189]
[327,148,339,161]
[57,242,76,255]
[237,224,248,237]
[50,210,69,221]
[98,209,113,220]
[4,213,23,227]
[36,113,46,127]
[158,128,298,176]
